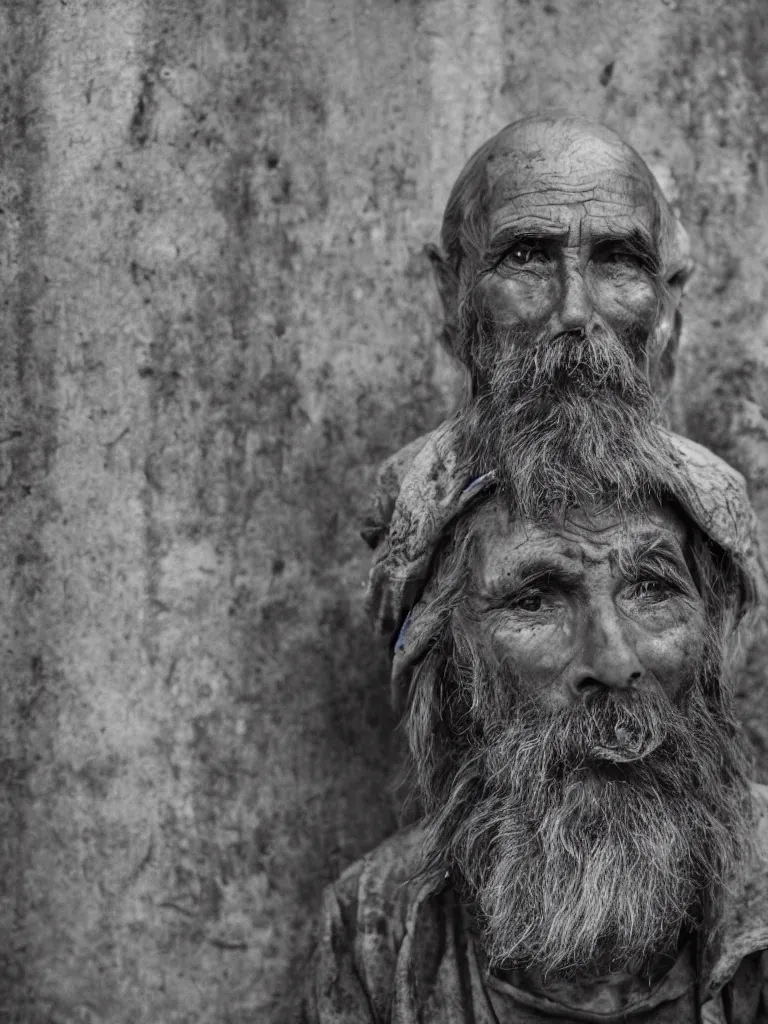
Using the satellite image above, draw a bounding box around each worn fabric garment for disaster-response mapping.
[304,784,768,1024]
[360,420,767,706]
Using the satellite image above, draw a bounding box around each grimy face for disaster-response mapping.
[468,121,664,364]
[411,497,750,979]
[449,122,685,515]
[470,501,706,714]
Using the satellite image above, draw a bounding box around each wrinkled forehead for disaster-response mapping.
[485,122,660,237]
[469,497,690,585]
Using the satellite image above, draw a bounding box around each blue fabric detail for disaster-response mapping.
[395,610,412,653]
[462,472,495,496]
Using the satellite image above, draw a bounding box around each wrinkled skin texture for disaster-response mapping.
[475,120,663,366]
[468,502,707,712]
[431,116,691,394]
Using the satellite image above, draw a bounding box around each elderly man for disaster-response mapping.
[306,474,768,1022]
[363,114,694,542]
[436,113,692,512]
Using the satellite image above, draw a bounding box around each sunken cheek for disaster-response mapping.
[590,272,658,331]
[632,617,706,692]
[487,616,575,690]
[477,273,557,328]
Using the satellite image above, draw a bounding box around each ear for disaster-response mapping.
[666,263,695,305]
[654,307,683,399]
[663,220,695,310]
[651,255,695,393]
[669,219,695,287]
[424,243,460,356]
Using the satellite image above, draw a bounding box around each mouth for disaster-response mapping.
[589,723,663,764]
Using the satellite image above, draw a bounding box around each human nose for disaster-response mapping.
[556,260,591,334]
[567,600,644,700]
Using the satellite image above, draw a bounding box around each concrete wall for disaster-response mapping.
[1,0,766,1020]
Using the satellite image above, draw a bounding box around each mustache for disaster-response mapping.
[476,321,656,407]
[416,678,705,854]
[463,295,656,387]
[481,686,685,790]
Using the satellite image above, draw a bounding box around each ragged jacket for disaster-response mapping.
[304,783,768,1023]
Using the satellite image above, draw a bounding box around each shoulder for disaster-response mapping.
[664,430,752,535]
[711,782,768,995]
[331,823,431,944]
[664,430,766,609]
[307,826,441,1024]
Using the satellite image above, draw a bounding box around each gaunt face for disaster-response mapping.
[471,120,664,360]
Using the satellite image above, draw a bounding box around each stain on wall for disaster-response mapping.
[0,0,766,1021]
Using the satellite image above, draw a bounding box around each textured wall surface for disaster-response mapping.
[1,0,767,1021]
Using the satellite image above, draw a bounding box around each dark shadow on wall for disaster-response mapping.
[269,631,399,1024]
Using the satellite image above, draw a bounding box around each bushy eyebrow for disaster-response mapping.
[481,558,582,602]
[591,228,661,274]
[615,534,697,594]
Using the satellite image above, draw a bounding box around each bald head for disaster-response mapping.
[443,115,690,283]
[430,115,692,389]
[484,115,649,184]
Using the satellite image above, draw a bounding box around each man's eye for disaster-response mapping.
[631,580,670,603]
[597,248,645,269]
[512,593,545,612]
[609,252,639,265]
[500,243,547,267]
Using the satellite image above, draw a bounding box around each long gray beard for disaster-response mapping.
[457,320,687,519]
[420,680,752,979]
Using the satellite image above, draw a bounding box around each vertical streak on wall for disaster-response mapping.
[0,0,51,1013]
[23,1,159,1019]
[421,0,507,218]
